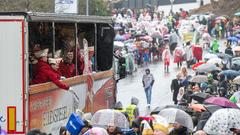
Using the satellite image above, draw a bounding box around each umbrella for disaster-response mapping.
[114,26,122,30]
[115,34,125,41]
[232,57,240,62]
[159,108,194,130]
[207,58,222,65]
[233,76,240,84]
[203,53,218,60]
[234,46,240,52]
[190,92,211,103]
[91,109,129,128]
[215,16,227,21]
[204,97,238,108]
[203,108,240,134]
[114,41,124,48]
[192,61,206,70]
[189,75,208,83]
[83,127,108,135]
[189,104,206,112]
[151,32,162,39]
[134,33,146,37]
[196,63,221,73]
[150,105,190,115]
[236,34,240,39]
[140,35,153,41]
[204,104,222,114]
[217,53,233,59]
[228,36,239,42]
[235,12,240,16]
[219,70,240,78]
[151,115,171,134]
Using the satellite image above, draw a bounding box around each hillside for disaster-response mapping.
[191,0,240,17]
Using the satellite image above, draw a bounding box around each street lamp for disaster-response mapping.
[170,0,174,15]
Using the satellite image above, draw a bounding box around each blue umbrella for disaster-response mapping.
[114,34,125,41]
[227,36,239,42]
[235,12,240,16]
[236,34,240,39]
[219,70,240,78]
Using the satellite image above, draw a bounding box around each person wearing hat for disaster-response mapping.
[142,68,155,108]
[59,50,77,78]
[171,73,182,105]
[126,97,140,127]
[32,51,70,90]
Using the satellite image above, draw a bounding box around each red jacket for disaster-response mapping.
[32,60,69,90]
[59,61,77,78]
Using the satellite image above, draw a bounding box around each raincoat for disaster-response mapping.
[211,39,219,53]
[192,45,203,61]
[162,49,170,66]
[173,47,184,63]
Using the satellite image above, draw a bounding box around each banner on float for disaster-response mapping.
[55,0,78,14]
[29,83,87,135]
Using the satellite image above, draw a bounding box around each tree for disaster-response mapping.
[79,0,111,16]
[0,0,110,16]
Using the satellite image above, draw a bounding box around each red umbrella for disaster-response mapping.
[204,97,238,108]
[192,61,206,70]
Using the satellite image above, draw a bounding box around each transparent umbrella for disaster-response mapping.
[90,109,129,129]
[204,108,240,134]
[159,108,194,131]
[189,75,208,83]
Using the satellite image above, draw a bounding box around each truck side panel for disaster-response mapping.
[0,18,26,134]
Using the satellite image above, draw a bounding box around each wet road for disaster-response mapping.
[116,40,225,116]
[116,59,192,115]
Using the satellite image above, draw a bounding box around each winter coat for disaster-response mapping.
[162,49,171,66]
[32,60,69,90]
[59,61,77,78]
[171,79,182,102]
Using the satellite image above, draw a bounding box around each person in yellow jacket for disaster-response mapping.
[126,97,139,127]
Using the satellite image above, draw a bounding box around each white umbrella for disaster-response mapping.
[203,53,218,60]
[207,58,222,65]
[114,41,124,48]
[91,109,129,129]
[204,108,240,134]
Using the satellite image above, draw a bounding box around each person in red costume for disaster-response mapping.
[32,49,70,90]
[59,50,77,78]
